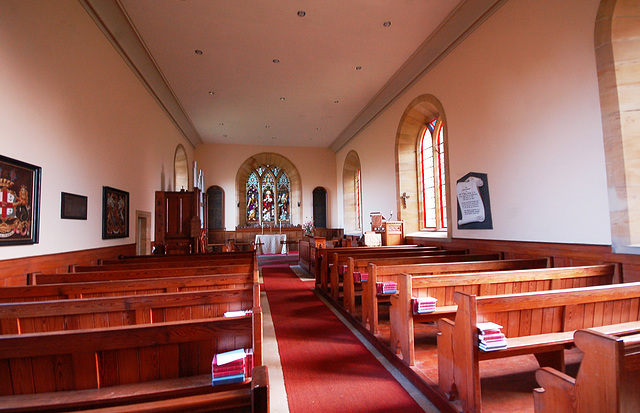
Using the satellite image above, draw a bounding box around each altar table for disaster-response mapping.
[254,234,287,255]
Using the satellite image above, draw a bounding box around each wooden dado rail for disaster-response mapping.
[75,253,256,273]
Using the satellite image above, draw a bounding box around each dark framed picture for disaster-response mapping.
[102,186,129,239]
[0,155,41,245]
[61,192,88,220]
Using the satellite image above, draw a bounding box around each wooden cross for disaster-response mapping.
[400,192,410,208]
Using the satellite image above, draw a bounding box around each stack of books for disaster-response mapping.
[376,281,398,295]
[211,348,253,386]
[353,272,369,282]
[412,296,437,314]
[477,322,507,352]
[223,309,252,318]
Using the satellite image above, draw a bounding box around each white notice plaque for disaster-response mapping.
[456,176,485,226]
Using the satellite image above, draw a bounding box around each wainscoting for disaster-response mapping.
[0,244,136,286]
[406,237,640,283]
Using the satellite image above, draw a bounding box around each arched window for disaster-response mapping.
[343,150,362,234]
[245,165,290,226]
[419,117,447,230]
[395,94,449,235]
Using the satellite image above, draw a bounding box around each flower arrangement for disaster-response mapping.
[302,220,315,236]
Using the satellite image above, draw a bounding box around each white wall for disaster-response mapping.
[337,0,612,245]
[0,0,193,260]
[195,143,337,230]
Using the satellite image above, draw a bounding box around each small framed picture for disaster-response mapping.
[102,186,129,239]
[61,192,88,220]
[0,155,41,245]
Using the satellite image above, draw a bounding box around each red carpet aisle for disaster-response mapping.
[261,265,426,413]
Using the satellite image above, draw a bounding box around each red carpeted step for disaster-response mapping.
[262,264,425,413]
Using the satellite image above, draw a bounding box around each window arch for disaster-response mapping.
[206,186,224,230]
[236,153,301,227]
[313,187,328,229]
[395,94,450,235]
[343,150,362,234]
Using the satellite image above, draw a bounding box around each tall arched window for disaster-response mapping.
[395,94,449,235]
[174,144,189,191]
[343,150,362,234]
[419,117,447,230]
[245,165,290,226]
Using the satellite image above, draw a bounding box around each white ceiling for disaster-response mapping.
[80,0,505,150]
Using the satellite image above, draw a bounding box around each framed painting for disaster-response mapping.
[61,192,87,220]
[102,186,129,239]
[0,155,41,245]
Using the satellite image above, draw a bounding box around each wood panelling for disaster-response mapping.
[406,236,640,283]
[0,244,135,287]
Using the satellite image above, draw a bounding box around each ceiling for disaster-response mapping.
[80,0,504,151]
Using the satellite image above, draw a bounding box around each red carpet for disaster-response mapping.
[261,265,425,413]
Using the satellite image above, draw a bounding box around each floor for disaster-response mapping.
[259,260,584,413]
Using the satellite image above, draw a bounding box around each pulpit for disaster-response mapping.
[377,221,405,246]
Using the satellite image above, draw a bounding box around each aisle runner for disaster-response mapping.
[261,265,425,413]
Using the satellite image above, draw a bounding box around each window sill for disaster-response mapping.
[406,231,450,240]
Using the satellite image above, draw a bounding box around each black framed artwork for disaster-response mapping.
[102,186,129,239]
[0,154,41,245]
[61,192,88,220]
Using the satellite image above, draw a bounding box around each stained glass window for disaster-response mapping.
[261,172,276,223]
[277,172,290,222]
[419,117,447,230]
[246,172,259,224]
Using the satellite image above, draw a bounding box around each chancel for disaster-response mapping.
[1,0,639,412]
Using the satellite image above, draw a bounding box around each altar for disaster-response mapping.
[254,234,287,255]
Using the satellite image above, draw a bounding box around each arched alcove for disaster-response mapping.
[174,144,189,191]
[342,151,362,234]
[313,187,328,228]
[236,153,302,227]
[395,94,450,235]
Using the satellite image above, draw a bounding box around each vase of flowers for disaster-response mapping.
[302,220,315,237]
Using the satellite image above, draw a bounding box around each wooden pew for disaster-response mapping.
[360,254,502,334]
[315,245,431,291]
[0,273,257,303]
[32,263,256,285]
[72,254,256,272]
[344,256,545,315]
[99,250,256,265]
[533,326,640,413]
[0,286,259,335]
[329,249,469,301]
[437,282,640,413]
[0,312,265,412]
[390,264,614,366]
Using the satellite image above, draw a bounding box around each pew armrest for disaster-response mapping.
[533,367,576,413]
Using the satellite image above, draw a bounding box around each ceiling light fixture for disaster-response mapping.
[355,66,362,70]
[195,49,203,55]
[280,97,286,101]
[208,91,215,95]
[219,123,224,126]
[265,125,270,128]
[297,10,306,17]
[271,136,277,140]
[333,100,340,104]
[383,21,391,27]
[273,58,280,63]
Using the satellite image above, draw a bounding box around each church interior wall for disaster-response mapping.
[337,0,613,246]
[0,0,193,260]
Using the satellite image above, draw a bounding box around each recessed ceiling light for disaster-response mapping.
[273,58,280,63]
[265,125,270,128]
[271,136,277,140]
[280,97,286,101]
[208,91,215,95]
[223,134,228,137]
[383,21,391,27]
[355,66,362,70]
[333,100,340,104]
[195,49,203,55]
[297,10,306,17]
[316,127,321,131]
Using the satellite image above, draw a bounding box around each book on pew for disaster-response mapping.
[376,281,398,295]
[412,296,437,314]
[354,272,369,282]
[212,348,253,385]
[224,309,253,317]
[477,322,507,351]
